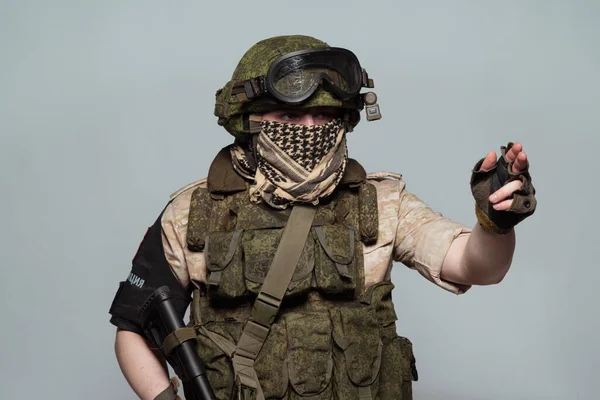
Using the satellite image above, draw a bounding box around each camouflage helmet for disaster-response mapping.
[214,35,373,139]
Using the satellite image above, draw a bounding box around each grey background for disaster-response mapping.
[1,0,598,399]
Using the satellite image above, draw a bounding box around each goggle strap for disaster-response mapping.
[232,77,267,103]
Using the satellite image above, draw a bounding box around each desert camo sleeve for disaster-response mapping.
[392,180,472,295]
[160,183,208,288]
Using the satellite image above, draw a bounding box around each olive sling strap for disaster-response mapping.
[231,204,317,400]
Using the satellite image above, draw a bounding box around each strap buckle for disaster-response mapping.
[251,292,281,327]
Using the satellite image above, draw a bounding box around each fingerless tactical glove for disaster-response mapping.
[470,142,537,234]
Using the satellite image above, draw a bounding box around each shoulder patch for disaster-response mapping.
[169,178,208,200]
[366,172,403,181]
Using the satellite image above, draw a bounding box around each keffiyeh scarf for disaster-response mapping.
[231,118,348,209]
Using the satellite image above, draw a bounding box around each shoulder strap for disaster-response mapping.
[232,205,317,400]
[359,182,379,244]
[186,187,212,251]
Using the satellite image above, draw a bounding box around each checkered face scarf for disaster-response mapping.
[231,118,347,209]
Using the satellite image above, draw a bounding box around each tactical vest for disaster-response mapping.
[183,147,417,400]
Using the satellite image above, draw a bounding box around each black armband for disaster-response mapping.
[108,206,191,331]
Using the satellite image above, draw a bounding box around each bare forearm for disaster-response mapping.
[115,329,171,400]
[441,223,516,285]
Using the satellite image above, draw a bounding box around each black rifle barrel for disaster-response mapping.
[142,286,216,400]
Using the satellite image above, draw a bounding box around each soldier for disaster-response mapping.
[109,35,536,400]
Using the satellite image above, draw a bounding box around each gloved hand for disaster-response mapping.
[470,142,537,234]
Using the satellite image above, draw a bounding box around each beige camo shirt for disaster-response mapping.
[161,173,472,296]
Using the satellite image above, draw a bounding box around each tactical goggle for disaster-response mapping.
[231,47,374,105]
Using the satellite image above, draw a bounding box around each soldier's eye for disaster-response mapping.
[281,112,301,121]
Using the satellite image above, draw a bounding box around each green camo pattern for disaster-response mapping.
[186,184,416,398]
[197,186,367,300]
[191,282,416,399]
[186,187,212,251]
[214,35,363,138]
